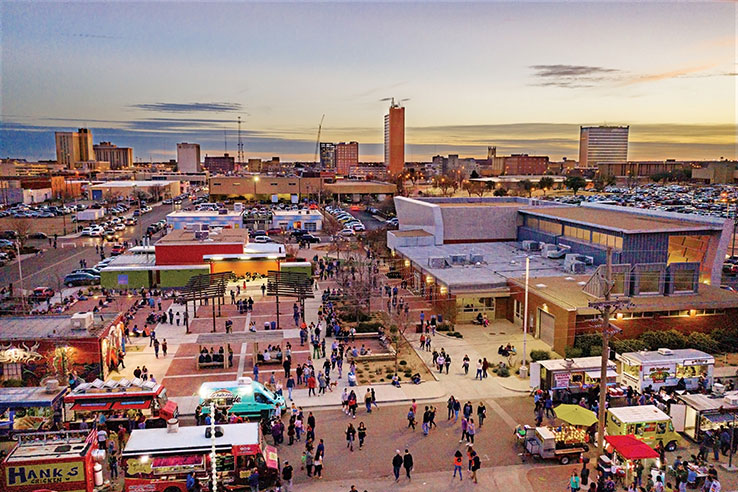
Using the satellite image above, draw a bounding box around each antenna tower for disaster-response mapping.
[237,116,244,165]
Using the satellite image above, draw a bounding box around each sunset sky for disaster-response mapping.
[1,1,736,162]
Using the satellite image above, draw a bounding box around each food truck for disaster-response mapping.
[198,377,285,419]
[121,421,279,492]
[515,425,588,465]
[0,430,99,492]
[607,405,680,451]
[0,385,67,439]
[669,392,738,441]
[64,378,178,431]
[619,348,714,392]
[530,357,618,400]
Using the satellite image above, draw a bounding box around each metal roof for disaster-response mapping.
[608,405,670,423]
[122,422,260,456]
[620,349,714,365]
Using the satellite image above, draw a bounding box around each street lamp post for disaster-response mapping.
[253,176,259,203]
[16,240,26,314]
[523,256,529,368]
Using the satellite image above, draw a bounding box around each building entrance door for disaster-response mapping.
[537,309,555,347]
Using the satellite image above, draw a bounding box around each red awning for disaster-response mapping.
[153,455,203,468]
[160,400,178,420]
[71,402,112,413]
[111,400,152,411]
[605,435,659,461]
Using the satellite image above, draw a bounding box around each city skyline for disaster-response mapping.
[1,1,736,162]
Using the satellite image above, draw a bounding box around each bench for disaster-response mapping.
[257,352,283,364]
[197,356,226,370]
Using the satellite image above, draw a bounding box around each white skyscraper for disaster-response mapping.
[177,143,201,173]
[578,126,629,168]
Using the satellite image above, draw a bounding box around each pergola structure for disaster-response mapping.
[179,272,236,333]
[266,270,314,329]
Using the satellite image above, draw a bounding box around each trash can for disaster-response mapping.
[519,365,529,379]
[270,320,277,330]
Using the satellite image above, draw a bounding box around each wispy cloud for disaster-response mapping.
[62,33,122,40]
[623,64,717,85]
[529,64,622,88]
[129,102,243,113]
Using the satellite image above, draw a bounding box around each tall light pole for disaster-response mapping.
[253,176,259,203]
[523,256,529,368]
[16,240,26,314]
[209,402,218,492]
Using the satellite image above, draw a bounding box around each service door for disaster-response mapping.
[670,403,687,433]
[537,309,555,347]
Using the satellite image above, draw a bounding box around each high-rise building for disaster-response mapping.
[384,100,405,175]
[203,153,235,174]
[578,126,629,168]
[177,143,202,173]
[319,143,336,169]
[94,142,133,170]
[335,142,359,175]
[55,128,95,169]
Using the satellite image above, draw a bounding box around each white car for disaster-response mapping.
[82,226,104,237]
[338,229,355,237]
[351,223,366,232]
[114,223,125,231]
[253,235,274,243]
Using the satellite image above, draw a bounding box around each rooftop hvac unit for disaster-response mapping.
[449,254,467,265]
[195,231,209,240]
[428,257,448,269]
[522,240,541,251]
[713,383,726,396]
[201,224,210,230]
[186,223,202,232]
[657,348,674,356]
[469,254,484,264]
[218,208,228,215]
[234,203,244,212]
[725,393,738,406]
[71,312,94,330]
[568,261,586,274]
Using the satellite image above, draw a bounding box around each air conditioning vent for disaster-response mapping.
[657,348,673,356]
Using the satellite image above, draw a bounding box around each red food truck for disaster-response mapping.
[121,422,279,492]
[64,378,178,431]
[0,429,99,492]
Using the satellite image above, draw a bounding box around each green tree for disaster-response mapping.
[538,177,555,195]
[493,187,508,197]
[593,174,616,191]
[564,176,587,195]
[520,179,534,197]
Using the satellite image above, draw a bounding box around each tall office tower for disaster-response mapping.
[55,128,95,168]
[384,100,405,175]
[177,143,202,173]
[94,142,133,170]
[578,126,629,168]
[319,142,336,169]
[335,141,359,175]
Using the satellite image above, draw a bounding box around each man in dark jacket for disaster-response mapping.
[392,450,403,482]
[403,449,414,480]
[281,461,293,492]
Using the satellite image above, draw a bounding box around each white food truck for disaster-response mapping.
[619,348,714,392]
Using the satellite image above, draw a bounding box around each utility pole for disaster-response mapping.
[523,256,529,368]
[237,116,244,168]
[588,247,632,456]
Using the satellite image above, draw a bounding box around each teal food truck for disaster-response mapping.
[198,377,286,420]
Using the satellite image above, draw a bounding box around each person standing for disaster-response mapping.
[475,359,483,380]
[462,354,470,375]
[357,422,367,449]
[162,339,167,357]
[453,450,463,481]
[281,461,293,492]
[313,453,323,479]
[403,449,414,480]
[467,418,476,444]
[253,363,260,382]
[364,389,372,413]
[569,471,581,492]
[153,338,160,358]
[286,374,295,401]
[305,450,314,477]
[392,450,403,482]
[444,354,451,374]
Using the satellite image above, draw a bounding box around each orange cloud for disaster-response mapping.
[622,64,718,85]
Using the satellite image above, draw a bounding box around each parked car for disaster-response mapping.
[300,234,321,244]
[252,235,273,243]
[0,231,18,240]
[124,217,137,226]
[27,232,49,240]
[351,223,366,232]
[111,244,126,256]
[30,287,54,300]
[73,268,102,276]
[267,228,283,235]
[63,272,100,287]
[337,229,355,237]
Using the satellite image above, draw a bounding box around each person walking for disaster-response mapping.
[364,389,372,413]
[253,363,260,382]
[161,339,167,357]
[467,418,476,444]
[370,388,378,410]
[460,416,468,442]
[462,354,470,375]
[453,450,463,481]
[153,338,160,358]
[470,450,480,484]
[403,449,413,480]
[286,375,295,401]
[477,402,487,427]
[392,450,403,482]
[357,422,367,449]
[447,396,456,420]
[407,407,416,430]
[346,423,356,452]
[569,470,581,492]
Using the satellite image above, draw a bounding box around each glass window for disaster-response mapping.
[1,363,21,381]
[676,364,708,379]
[622,362,640,379]
[638,272,660,294]
[673,270,695,292]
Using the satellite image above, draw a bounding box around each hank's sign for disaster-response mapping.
[6,461,83,486]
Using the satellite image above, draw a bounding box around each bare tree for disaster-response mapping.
[8,218,32,251]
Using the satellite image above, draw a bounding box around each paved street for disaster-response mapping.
[0,200,185,290]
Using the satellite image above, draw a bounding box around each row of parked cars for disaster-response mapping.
[62,253,121,287]
[0,204,77,219]
[81,215,138,240]
[325,206,365,236]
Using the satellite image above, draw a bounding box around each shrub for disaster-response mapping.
[385,374,393,380]
[565,346,583,358]
[529,350,550,362]
[399,360,407,366]
[711,327,738,353]
[1,379,23,387]
[611,338,649,354]
[356,321,383,333]
[588,345,603,357]
[491,367,498,374]
[574,333,603,357]
[497,366,510,378]
[686,332,720,354]
[437,323,452,332]
[640,330,686,351]
[451,332,464,338]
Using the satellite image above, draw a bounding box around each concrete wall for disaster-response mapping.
[440,206,519,243]
[394,197,443,245]
[160,267,208,288]
[101,269,150,289]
